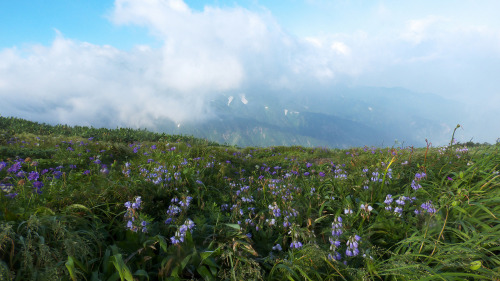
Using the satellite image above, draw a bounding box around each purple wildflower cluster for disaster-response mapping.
[0,182,15,198]
[289,224,303,249]
[411,172,427,190]
[455,146,469,158]
[0,158,71,197]
[419,201,437,214]
[289,240,303,249]
[138,162,171,185]
[328,216,343,261]
[170,219,195,244]
[268,202,281,218]
[371,171,381,182]
[165,196,193,224]
[333,165,348,180]
[346,235,361,257]
[384,194,417,216]
[272,244,282,251]
[124,196,148,233]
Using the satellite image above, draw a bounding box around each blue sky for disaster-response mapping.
[1,0,499,143]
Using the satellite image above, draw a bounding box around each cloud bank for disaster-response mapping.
[0,0,499,142]
[1,0,338,127]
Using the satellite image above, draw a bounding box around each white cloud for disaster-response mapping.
[0,0,499,143]
[330,41,350,56]
[0,35,210,127]
[400,16,447,44]
[0,0,358,128]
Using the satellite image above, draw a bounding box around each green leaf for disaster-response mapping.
[196,265,215,281]
[469,260,482,271]
[180,254,193,271]
[157,235,169,252]
[133,269,149,280]
[110,254,134,281]
[65,256,78,281]
[200,251,214,260]
[225,223,241,231]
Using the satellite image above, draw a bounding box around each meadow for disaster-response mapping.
[0,116,499,280]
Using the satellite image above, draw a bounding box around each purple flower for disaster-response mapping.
[53,171,63,179]
[5,193,18,199]
[421,201,437,214]
[396,197,406,205]
[331,216,343,237]
[384,194,393,204]
[7,162,22,173]
[329,238,341,248]
[0,183,14,193]
[100,167,109,175]
[411,180,422,190]
[415,172,427,180]
[328,252,342,261]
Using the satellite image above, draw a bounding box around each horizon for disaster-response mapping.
[1,0,499,145]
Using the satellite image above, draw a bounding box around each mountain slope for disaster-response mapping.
[155,86,463,148]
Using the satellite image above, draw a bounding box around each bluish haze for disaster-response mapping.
[1,0,499,144]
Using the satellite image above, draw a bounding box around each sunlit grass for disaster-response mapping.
[1,116,499,280]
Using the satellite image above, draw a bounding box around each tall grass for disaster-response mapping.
[0,116,498,280]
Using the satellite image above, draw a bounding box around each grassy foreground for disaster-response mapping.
[1,116,499,280]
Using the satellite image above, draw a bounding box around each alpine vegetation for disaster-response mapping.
[0,116,499,280]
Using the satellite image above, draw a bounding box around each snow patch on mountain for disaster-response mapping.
[240,94,248,104]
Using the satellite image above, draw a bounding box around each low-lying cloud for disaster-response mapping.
[0,0,499,143]
[1,0,337,127]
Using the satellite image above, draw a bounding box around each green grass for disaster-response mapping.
[0,116,499,280]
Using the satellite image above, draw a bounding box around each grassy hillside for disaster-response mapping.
[1,116,499,280]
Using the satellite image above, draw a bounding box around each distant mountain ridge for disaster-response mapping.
[155,86,462,148]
